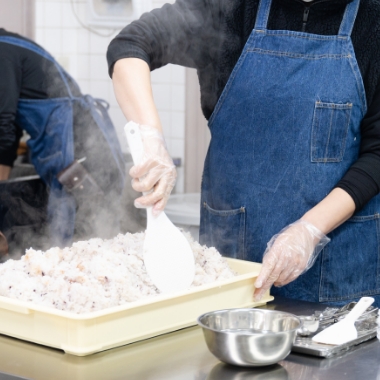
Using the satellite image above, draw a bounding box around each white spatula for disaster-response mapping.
[312,296,374,345]
[124,121,195,294]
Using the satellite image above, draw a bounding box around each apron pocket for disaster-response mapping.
[200,202,246,259]
[311,101,352,163]
[319,213,380,302]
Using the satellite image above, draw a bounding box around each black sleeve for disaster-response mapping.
[335,81,380,211]
[0,50,23,167]
[107,0,219,76]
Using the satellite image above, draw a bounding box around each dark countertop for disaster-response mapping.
[0,296,379,380]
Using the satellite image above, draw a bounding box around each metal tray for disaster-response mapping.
[292,305,378,358]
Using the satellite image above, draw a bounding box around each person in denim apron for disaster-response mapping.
[0,36,125,249]
[200,0,374,305]
[108,0,380,306]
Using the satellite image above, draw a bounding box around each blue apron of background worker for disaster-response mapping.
[0,36,125,248]
[200,0,379,305]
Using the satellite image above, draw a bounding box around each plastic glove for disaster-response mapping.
[254,220,330,301]
[130,124,176,216]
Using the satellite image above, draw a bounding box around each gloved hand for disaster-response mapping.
[254,219,330,301]
[130,124,176,216]
[0,231,8,258]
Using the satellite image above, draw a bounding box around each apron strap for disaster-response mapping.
[338,0,361,37]
[254,0,360,37]
[254,0,272,31]
[0,36,74,98]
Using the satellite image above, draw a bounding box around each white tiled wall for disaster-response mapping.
[35,0,185,193]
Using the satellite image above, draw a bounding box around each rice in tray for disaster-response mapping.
[0,232,235,314]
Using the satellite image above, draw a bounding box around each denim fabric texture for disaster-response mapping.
[0,37,125,247]
[199,0,380,305]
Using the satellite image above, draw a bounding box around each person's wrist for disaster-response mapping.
[300,188,355,235]
[300,213,330,235]
[0,231,8,257]
[0,165,11,181]
[291,219,327,258]
[298,218,325,237]
[140,124,165,143]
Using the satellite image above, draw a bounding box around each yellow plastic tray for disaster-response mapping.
[0,258,273,356]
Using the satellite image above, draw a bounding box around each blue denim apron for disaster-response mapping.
[200,0,380,305]
[0,36,125,248]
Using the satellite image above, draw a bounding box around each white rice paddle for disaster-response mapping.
[312,296,374,345]
[124,121,195,294]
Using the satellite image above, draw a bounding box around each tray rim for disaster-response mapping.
[0,258,266,320]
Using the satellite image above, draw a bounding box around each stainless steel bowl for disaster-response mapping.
[198,308,301,367]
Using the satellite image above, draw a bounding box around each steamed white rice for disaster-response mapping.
[0,232,235,314]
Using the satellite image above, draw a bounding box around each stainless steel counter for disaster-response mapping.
[0,297,379,380]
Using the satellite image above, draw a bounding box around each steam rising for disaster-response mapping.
[2,81,145,259]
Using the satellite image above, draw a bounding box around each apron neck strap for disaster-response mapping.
[338,0,361,37]
[254,0,272,31]
[254,0,360,37]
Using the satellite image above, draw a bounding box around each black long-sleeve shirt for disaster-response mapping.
[0,28,80,167]
[107,0,380,211]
